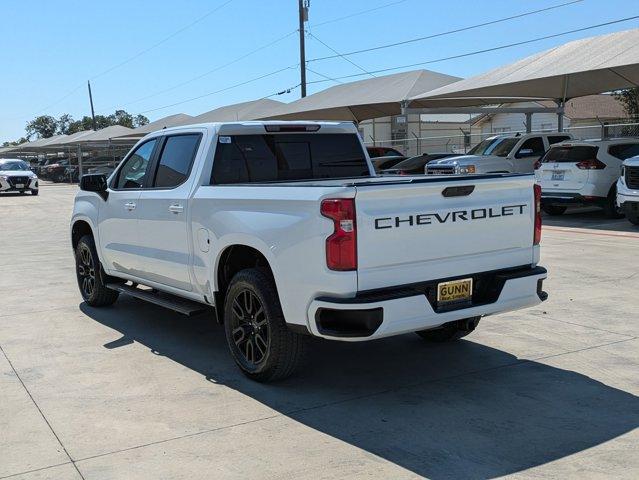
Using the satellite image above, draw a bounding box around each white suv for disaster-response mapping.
[535,138,639,217]
[617,154,639,225]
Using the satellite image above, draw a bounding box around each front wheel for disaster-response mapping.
[416,317,480,342]
[223,268,306,382]
[603,189,624,219]
[75,235,119,307]
[542,205,567,216]
[31,189,39,196]
[625,204,639,225]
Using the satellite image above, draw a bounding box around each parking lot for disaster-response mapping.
[1,183,638,479]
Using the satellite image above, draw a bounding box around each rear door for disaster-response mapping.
[355,175,535,290]
[135,132,204,291]
[536,144,598,192]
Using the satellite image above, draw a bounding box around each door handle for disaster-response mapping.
[124,202,136,211]
[169,204,184,214]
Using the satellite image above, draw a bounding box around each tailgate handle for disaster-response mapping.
[442,185,475,197]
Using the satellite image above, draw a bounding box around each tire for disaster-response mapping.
[603,188,624,219]
[223,268,306,382]
[75,235,119,307]
[416,317,480,342]
[625,205,639,225]
[31,189,39,196]
[542,205,567,216]
[19,190,25,195]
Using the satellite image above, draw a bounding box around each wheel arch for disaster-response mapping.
[71,219,95,251]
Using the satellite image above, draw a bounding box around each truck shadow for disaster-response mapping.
[543,207,636,233]
[81,299,639,479]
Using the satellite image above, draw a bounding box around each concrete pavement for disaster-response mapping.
[0,184,637,479]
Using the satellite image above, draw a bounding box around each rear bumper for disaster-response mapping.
[307,266,547,341]
[541,192,604,206]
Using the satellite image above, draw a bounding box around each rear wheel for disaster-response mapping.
[224,268,306,382]
[542,205,567,216]
[75,235,119,307]
[416,317,480,342]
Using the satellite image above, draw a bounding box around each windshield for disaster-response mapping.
[468,137,519,157]
[0,160,30,171]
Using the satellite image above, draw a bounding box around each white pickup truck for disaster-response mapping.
[71,121,547,381]
[426,132,572,175]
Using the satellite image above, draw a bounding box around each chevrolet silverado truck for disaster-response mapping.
[71,121,547,381]
[426,132,572,175]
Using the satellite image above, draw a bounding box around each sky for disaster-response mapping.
[1,0,638,142]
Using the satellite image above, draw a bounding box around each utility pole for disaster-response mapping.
[87,80,97,131]
[298,0,309,98]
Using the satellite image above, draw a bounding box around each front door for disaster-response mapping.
[514,136,546,173]
[135,133,203,292]
[98,138,158,275]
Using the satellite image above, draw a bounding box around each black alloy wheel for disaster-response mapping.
[77,243,96,299]
[229,289,270,367]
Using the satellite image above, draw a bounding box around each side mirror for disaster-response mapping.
[80,174,108,200]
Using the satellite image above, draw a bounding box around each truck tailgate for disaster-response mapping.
[355,175,536,291]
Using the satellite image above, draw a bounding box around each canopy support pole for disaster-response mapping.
[77,145,83,178]
[525,112,533,133]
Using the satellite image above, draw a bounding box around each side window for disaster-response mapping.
[115,139,157,189]
[548,135,571,145]
[153,134,201,188]
[608,143,639,160]
[517,137,545,157]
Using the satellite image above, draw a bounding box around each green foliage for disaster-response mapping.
[613,88,639,118]
[25,115,57,139]
[9,110,151,144]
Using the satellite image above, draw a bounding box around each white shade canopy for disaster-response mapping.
[410,28,639,108]
[115,113,195,139]
[59,125,134,145]
[261,69,461,121]
[189,99,285,123]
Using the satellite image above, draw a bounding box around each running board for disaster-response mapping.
[106,283,208,316]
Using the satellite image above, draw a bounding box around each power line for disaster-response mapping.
[138,64,298,114]
[307,15,639,84]
[311,0,410,28]
[308,0,584,62]
[17,0,236,121]
[90,0,236,81]
[307,32,376,78]
[306,67,343,84]
[100,29,298,113]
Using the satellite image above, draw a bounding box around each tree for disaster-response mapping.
[25,115,58,139]
[56,114,75,135]
[2,137,27,147]
[613,88,639,118]
[134,114,149,127]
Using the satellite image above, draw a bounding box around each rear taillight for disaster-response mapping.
[534,183,542,245]
[576,158,606,170]
[320,198,357,271]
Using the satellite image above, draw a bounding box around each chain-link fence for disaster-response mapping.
[364,120,639,157]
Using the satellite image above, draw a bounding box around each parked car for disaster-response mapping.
[370,155,406,172]
[72,121,547,381]
[617,154,639,225]
[34,158,58,177]
[426,133,573,175]
[536,138,639,217]
[48,159,73,182]
[0,158,39,195]
[381,153,463,175]
[366,146,403,158]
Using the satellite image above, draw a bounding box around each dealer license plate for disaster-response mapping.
[15,183,24,188]
[551,171,564,181]
[437,278,473,304]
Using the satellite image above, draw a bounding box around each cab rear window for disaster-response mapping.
[211,133,370,184]
[541,146,598,163]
